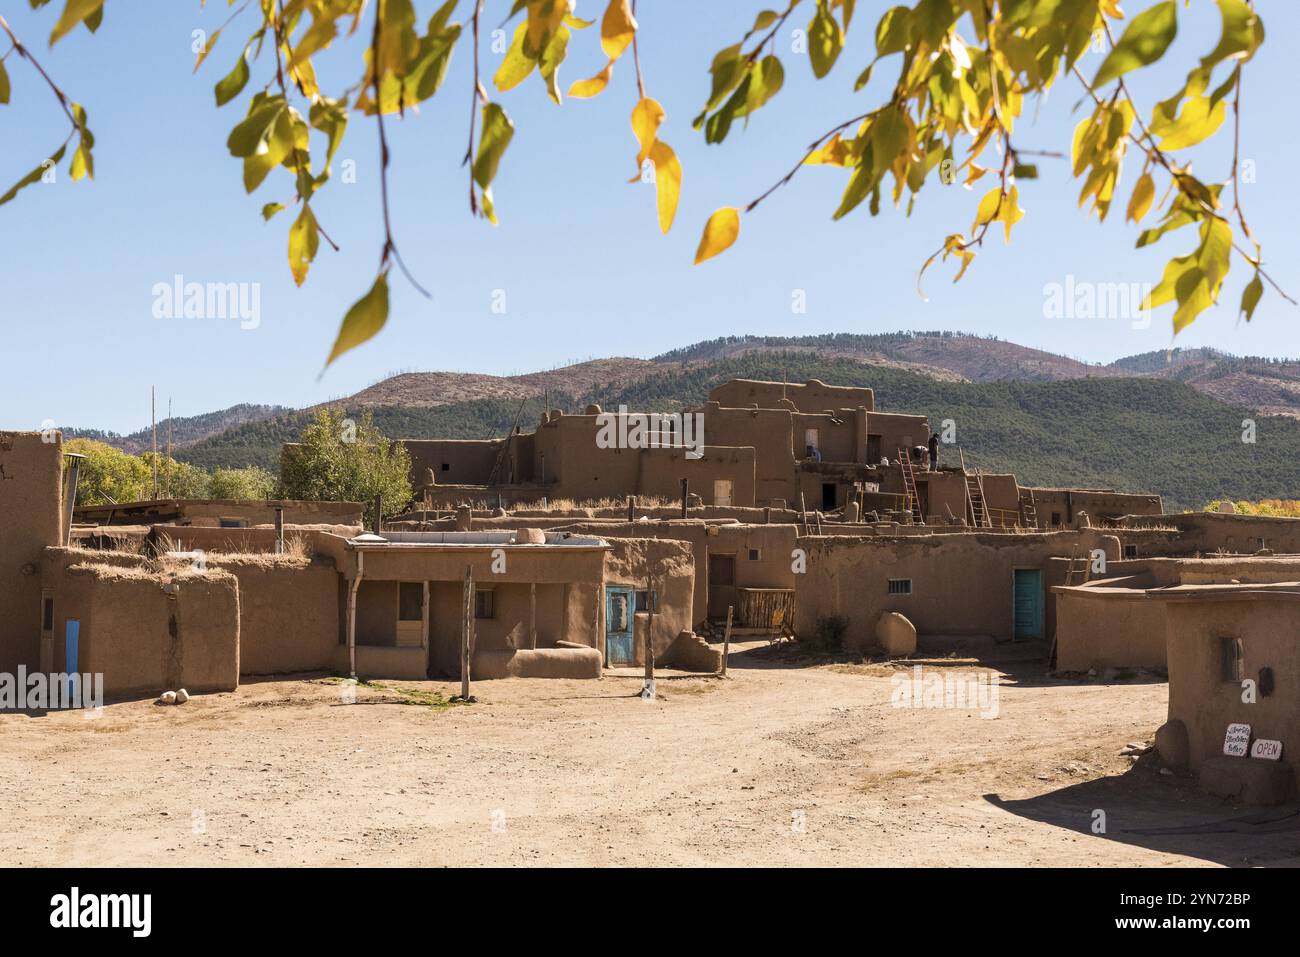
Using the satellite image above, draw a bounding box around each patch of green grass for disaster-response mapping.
[320,675,462,711]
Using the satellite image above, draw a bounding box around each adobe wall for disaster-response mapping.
[404,439,504,488]
[77,499,364,528]
[1029,489,1163,527]
[0,432,64,675]
[917,470,968,524]
[864,411,929,461]
[156,525,359,563]
[699,403,796,505]
[207,556,339,675]
[707,377,874,413]
[1116,512,1300,556]
[1053,589,1168,673]
[636,446,757,506]
[538,520,797,625]
[46,563,239,699]
[793,530,1120,651]
[603,538,695,665]
[1164,599,1300,778]
[793,411,860,463]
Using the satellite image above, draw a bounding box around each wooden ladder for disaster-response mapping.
[959,449,990,528]
[895,447,924,524]
[1020,488,1038,529]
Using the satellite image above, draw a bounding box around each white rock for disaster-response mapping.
[160,691,177,705]
[175,689,190,704]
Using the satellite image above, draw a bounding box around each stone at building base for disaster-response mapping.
[1154,719,1189,769]
[875,612,917,657]
[1199,755,1295,806]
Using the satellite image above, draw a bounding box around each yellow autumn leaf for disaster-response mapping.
[694,207,740,264]
[952,249,976,283]
[804,134,852,167]
[600,0,637,61]
[569,59,614,99]
[325,271,390,369]
[971,186,1002,235]
[1000,185,1024,242]
[631,97,665,169]
[648,140,680,234]
[288,205,319,287]
[1126,171,1155,223]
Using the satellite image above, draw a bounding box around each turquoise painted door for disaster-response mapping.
[1013,569,1043,640]
[605,586,634,666]
[65,619,80,703]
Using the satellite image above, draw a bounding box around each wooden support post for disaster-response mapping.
[421,580,430,651]
[641,582,656,699]
[720,604,734,678]
[529,582,537,650]
[799,492,808,535]
[627,495,636,523]
[679,479,689,519]
[460,564,474,701]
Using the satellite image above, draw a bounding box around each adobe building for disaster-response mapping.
[0,432,65,676]
[1054,557,1300,804]
[388,378,1162,533]
[1,430,718,706]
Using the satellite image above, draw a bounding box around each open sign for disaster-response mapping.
[1250,738,1283,761]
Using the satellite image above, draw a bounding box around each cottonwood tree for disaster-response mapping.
[1,0,1286,364]
[208,465,279,499]
[279,408,412,522]
[63,438,210,503]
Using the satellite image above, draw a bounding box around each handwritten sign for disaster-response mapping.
[1250,738,1283,761]
[1223,723,1252,757]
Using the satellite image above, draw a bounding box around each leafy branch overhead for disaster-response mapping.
[692,0,1286,337]
[1,0,1290,364]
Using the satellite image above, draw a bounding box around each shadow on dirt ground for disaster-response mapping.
[985,759,1300,867]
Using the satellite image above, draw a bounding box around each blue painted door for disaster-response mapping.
[64,619,80,704]
[605,586,634,666]
[1013,569,1043,640]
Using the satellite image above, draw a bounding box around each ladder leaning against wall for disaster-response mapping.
[895,447,924,524]
[959,449,991,528]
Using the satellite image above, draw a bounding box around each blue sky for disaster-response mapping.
[2,0,1296,433]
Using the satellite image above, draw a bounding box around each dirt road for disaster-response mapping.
[2,644,1295,867]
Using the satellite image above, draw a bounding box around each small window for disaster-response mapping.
[42,596,54,632]
[398,582,423,622]
[887,578,912,596]
[219,518,246,528]
[635,590,652,613]
[441,462,451,472]
[1050,512,1062,526]
[475,588,495,619]
[1123,544,1138,559]
[748,548,761,561]
[1220,637,1243,682]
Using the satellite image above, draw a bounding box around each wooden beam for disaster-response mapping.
[529,582,537,650]
[720,604,734,678]
[641,581,656,699]
[461,564,474,700]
